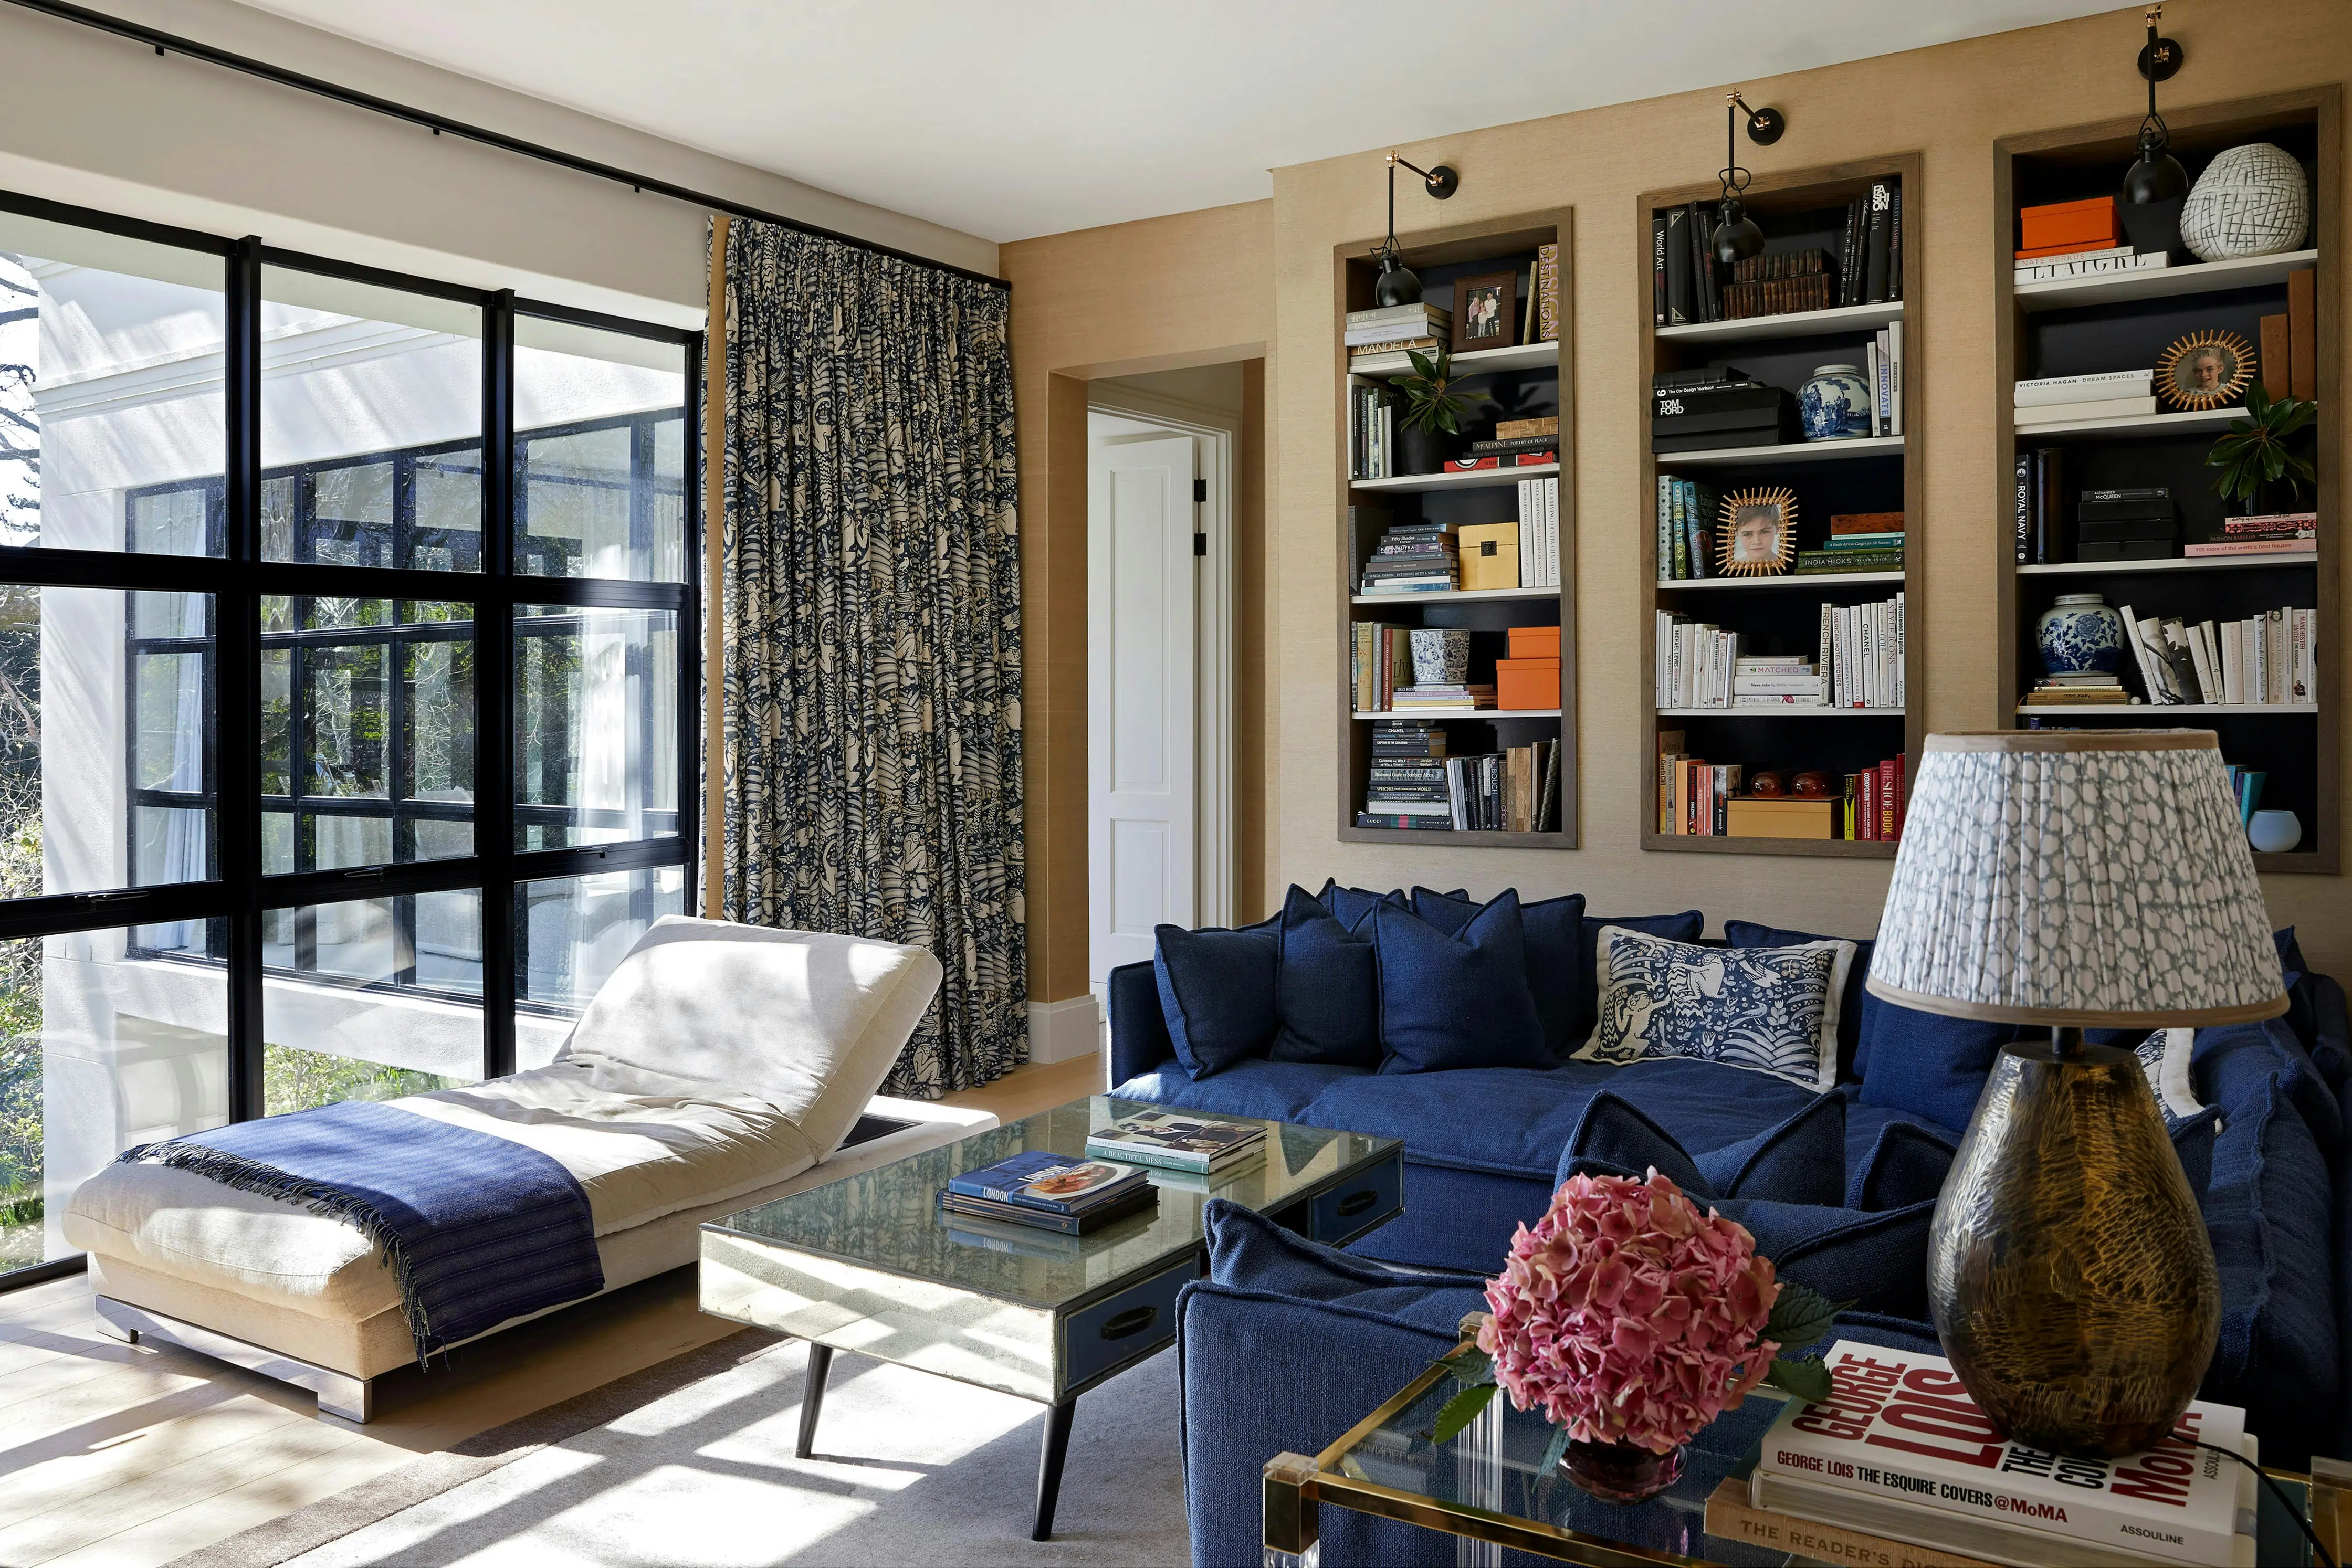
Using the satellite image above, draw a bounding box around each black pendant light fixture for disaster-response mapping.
[1710,91,1785,267]
[1371,151,1460,307]
[2119,4,2189,253]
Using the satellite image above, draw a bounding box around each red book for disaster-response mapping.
[1446,456,1503,472]
[1891,754,1907,840]
[1860,769,1880,841]
[1878,759,1898,840]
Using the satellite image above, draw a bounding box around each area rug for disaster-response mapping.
[170,1332,1190,1568]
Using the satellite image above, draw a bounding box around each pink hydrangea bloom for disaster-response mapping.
[1476,1171,1780,1454]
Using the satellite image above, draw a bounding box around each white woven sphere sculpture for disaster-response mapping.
[2180,143,2311,262]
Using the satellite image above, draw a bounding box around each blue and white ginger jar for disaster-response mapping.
[2036,593,2125,675]
[1798,364,1872,441]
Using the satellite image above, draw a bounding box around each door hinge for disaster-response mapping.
[1193,478,1207,503]
[1193,534,1208,556]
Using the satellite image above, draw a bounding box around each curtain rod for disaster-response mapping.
[6,0,1011,292]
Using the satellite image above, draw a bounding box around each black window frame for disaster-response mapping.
[0,187,702,1262]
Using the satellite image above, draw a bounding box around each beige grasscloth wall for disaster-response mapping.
[1016,0,2352,1004]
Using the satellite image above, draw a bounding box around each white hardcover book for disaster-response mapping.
[2221,623,2244,704]
[1752,1341,2252,1568]
[2012,368,2157,405]
[1547,478,1560,586]
[1875,329,1892,432]
[2195,622,2222,703]
[1816,603,1834,704]
[2117,604,2161,702]
[2295,608,2314,702]
[1888,320,1903,437]
[2185,619,2217,704]
[1894,592,1907,708]
[1517,480,1534,587]
[2269,609,2288,704]
[2252,616,2269,706]
[1841,606,1858,708]
[1865,342,1883,438]
[2013,250,2173,282]
[2015,395,2161,425]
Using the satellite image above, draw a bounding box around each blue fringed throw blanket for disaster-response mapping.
[122,1099,604,1366]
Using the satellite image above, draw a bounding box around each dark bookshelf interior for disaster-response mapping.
[1339,222,1569,846]
[1663,714,1909,785]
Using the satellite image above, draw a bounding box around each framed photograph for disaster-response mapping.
[2155,329,2255,411]
[1715,487,1799,576]
[1450,269,1520,354]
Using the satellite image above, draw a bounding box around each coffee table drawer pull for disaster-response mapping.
[1335,1190,1377,1218]
[1309,1153,1403,1246]
[1100,1306,1157,1341]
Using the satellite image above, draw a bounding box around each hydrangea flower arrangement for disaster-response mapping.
[1433,1172,1843,1480]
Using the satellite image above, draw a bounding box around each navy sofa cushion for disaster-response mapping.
[1114,1059,1364,1126]
[1713,1197,1936,1320]
[1858,1003,2022,1131]
[1340,1159,1544,1274]
[1726,919,1875,1081]
[1204,1198,1483,1332]
[1107,957,1174,1086]
[1370,895,1546,1074]
[1153,923,1278,1079]
[1268,886,1381,1068]
[1555,1089,1845,1207]
[1579,910,1704,1044]
[1318,878,1414,929]
[1411,888,1588,1060]
[1849,1119,1956,1211]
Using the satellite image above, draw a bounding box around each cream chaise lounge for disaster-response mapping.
[65,917,994,1421]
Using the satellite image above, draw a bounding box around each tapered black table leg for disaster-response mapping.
[796,1342,834,1459]
[1032,1398,1078,1541]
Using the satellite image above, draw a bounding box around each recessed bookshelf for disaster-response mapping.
[1994,89,2339,876]
[1337,209,1576,846]
[1639,154,1923,857]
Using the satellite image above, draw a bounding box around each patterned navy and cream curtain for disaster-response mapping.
[712,219,1025,1097]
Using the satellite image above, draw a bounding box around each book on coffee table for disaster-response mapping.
[944,1150,1151,1219]
[1085,1110,1266,1173]
[937,1182,1158,1237]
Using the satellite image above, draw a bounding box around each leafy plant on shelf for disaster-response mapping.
[1397,348,1482,435]
[2207,382,2316,513]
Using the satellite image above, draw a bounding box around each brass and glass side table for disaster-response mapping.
[699,1094,1401,1541]
[1265,1318,2351,1567]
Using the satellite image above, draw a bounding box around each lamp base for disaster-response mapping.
[1928,1030,2219,1459]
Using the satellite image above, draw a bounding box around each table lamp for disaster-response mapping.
[1867,730,2285,1458]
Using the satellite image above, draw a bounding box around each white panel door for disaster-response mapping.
[1090,434,1196,988]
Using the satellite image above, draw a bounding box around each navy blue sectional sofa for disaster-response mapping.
[1108,896,2352,1567]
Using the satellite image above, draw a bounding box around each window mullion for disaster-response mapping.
[222,237,266,1123]
[481,292,517,1079]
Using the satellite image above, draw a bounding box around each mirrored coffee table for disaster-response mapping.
[701,1093,1402,1540]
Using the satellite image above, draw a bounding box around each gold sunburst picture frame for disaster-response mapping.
[1715,487,1798,576]
[2155,329,2255,411]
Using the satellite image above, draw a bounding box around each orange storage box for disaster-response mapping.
[1497,657,1559,711]
[2019,195,2120,252]
[1507,625,1561,660]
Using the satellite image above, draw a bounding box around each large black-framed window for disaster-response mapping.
[0,187,701,1287]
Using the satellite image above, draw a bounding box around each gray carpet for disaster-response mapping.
[174,1333,1191,1567]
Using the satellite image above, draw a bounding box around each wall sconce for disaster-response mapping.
[1710,91,1786,267]
[2119,4,2189,254]
[1370,151,1460,307]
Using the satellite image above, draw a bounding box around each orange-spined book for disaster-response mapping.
[2019,195,2120,252]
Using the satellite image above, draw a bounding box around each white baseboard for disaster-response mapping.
[1027,994,1102,1066]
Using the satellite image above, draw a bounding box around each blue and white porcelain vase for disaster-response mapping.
[2036,593,2126,676]
[1798,364,1872,441]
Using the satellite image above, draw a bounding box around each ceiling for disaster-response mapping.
[228,1,2127,244]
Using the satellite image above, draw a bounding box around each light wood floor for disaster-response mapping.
[0,1049,1107,1568]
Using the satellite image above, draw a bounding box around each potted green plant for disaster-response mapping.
[1395,349,1482,475]
[2206,382,2316,515]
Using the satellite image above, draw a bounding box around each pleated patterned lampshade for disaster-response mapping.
[1867,730,2285,1028]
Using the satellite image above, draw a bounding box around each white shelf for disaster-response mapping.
[1658,707,1904,718]
[1657,571,1904,591]
[2016,702,2318,716]
[2014,407,2246,440]
[1352,584,1559,605]
[1656,436,1902,468]
[2019,554,2315,576]
[2017,249,2318,312]
[1654,299,1903,345]
[1347,340,1559,379]
[1354,708,1560,721]
[1351,462,1557,494]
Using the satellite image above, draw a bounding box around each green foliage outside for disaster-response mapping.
[262,1041,458,1119]
[0,583,44,1268]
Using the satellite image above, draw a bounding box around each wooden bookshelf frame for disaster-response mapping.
[1636,153,1926,858]
[1993,88,2341,875]
[1333,206,1578,849]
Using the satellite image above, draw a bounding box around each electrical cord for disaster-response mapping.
[2193,1440,2336,1568]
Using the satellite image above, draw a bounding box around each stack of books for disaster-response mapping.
[1821,593,1906,710]
[1349,621,1411,711]
[1795,512,1903,574]
[2015,369,2158,427]
[1732,1340,2254,1568]
[2123,601,2317,706]
[1450,436,1557,472]
[1359,721,1449,830]
[1392,681,1495,712]
[1652,368,1797,454]
[2187,510,2316,559]
[938,1151,1157,1236]
[1654,472,1722,580]
[2076,484,2176,562]
[1086,1110,1265,1174]
[2013,195,2171,285]
[1358,520,1457,595]
[1442,743,1560,832]
[1344,301,1451,360]
[2024,669,2132,706]
[1728,654,1822,709]
[1720,247,1832,319]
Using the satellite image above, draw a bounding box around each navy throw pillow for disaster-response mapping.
[1727,920,1875,1082]
[1412,887,1587,1061]
[1576,910,1703,1045]
[1849,1120,1956,1211]
[1710,1197,1937,1320]
[1152,923,1278,1080]
[1268,885,1381,1068]
[1556,1090,1844,1207]
[1369,893,1546,1074]
[1202,1198,1486,1331]
[1856,1000,2021,1132]
[1317,878,1410,930]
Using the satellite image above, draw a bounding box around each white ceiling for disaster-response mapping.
[229,1,2127,244]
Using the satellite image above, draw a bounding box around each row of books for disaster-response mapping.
[1513,475,1560,587]
[2126,603,2316,707]
[1735,1340,2253,1568]
[1343,300,1450,357]
[1347,381,1403,480]
[1652,751,1906,841]
[1654,594,1905,711]
[1652,179,1899,327]
[1860,320,1903,437]
[2015,366,2158,427]
[1719,246,1831,319]
[1361,741,1560,832]
[1653,473,1720,577]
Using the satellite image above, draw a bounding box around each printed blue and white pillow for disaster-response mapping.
[1573,927,1855,1092]
[2134,1028,2210,1130]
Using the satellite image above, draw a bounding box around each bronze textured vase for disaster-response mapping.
[1927,1033,2220,1459]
